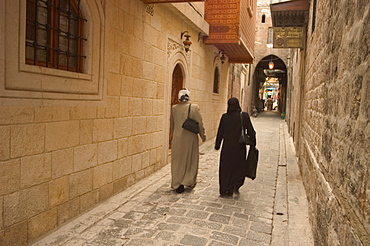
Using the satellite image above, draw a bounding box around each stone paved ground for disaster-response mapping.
[32,111,313,246]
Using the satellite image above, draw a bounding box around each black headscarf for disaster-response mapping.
[227,97,241,114]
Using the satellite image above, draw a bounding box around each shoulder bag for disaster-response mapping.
[246,147,259,180]
[182,104,200,134]
[238,111,252,145]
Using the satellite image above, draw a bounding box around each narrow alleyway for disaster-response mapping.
[32,112,313,246]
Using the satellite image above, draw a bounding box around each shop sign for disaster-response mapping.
[271,27,306,49]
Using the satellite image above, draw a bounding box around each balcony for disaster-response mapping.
[203,0,257,63]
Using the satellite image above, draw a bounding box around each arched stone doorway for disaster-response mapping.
[171,64,184,106]
[253,55,287,115]
[169,63,184,148]
[163,38,190,164]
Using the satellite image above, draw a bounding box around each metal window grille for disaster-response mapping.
[26,0,87,73]
[213,67,220,94]
[267,28,273,44]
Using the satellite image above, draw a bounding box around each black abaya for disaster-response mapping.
[215,102,256,195]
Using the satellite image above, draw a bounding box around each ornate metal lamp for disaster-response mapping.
[181,31,192,52]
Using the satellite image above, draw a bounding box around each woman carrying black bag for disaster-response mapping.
[215,97,256,196]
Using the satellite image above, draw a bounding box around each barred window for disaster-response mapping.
[213,67,220,94]
[26,0,87,73]
[267,27,273,44]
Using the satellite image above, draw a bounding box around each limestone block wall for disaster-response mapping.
[286,49,304,147]
[0,0,228,244]
[294,0,370,245]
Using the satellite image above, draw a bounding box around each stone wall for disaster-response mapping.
[291,0,370,245]
[227,63,253,111]
[286,49,304,148]
[0,0,229,244]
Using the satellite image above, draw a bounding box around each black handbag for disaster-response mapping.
[182,104,200,134]
[239,112,252,145]
[246,147,259,180]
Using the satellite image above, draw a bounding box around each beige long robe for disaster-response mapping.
[170,102,206,189]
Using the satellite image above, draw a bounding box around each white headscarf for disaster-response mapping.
[178,88,190,102]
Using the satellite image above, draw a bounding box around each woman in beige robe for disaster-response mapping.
[170,89,206,193]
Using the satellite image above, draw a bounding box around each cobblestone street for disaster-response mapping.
[33,112,313,246]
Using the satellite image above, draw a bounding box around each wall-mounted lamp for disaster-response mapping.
[181,31,192,52]
[198,32,205,42]
[215,51,226,64]
[220,52,226,64]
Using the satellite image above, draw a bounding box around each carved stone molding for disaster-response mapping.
[167,38,191,67]
[167,38,182,57]
[145,4,154,16]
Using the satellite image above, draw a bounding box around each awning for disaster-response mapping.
[264,69,286,77]
[210,43,254,64]
[270,0,309,27]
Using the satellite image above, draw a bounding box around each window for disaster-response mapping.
[311,0,317,33]
[26,0,87,72]
[267,27,273,44]
[262,14,266,23]
[213,67,220,93]
[2,0,104,101]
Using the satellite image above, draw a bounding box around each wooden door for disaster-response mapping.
[171,64,184,106]
[169,64,184,148]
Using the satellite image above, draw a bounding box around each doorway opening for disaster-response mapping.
[169,64,184,148]
[253,55,287,116]
[171,64,184,106]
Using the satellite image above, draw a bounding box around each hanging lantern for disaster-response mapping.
[268,61,275,69]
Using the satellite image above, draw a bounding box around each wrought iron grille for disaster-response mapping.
[213,67,220,94]
[26,0,87,73]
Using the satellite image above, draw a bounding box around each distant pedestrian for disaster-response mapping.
[170,88,206,193]
[215,97,256,196]
[266,95,273,111]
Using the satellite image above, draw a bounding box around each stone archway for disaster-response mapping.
[169,63,184,148]
[164,38,191,158]
[253,55,287,114]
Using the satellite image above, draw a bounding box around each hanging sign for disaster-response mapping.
[271,27,306,49]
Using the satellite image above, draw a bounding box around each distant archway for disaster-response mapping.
[252,55,287,114]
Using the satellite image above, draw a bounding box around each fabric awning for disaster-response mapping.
[270,0,309,27]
